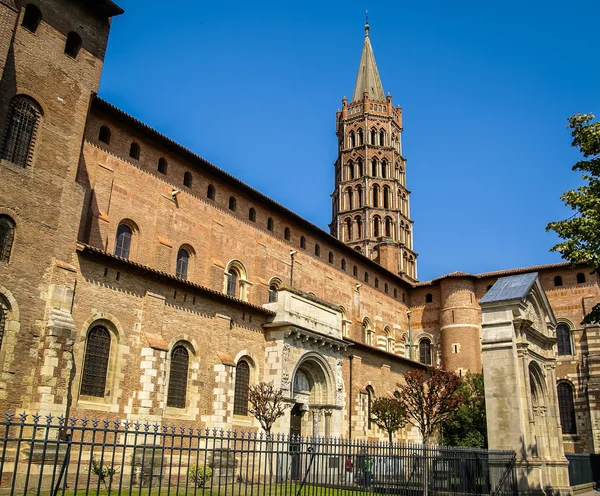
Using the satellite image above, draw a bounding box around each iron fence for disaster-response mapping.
[0,413,517,496]
[565,453,600,488]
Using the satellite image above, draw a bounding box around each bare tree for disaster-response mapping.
[248,381,289,436]
[370,396,407,444]
[396,367,463,445]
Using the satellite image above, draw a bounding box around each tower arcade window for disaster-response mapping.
[557,382,576,434]
[207,184,216,200]
[249,208,256,222]
[556,324,572,355]
[419,338,432,365]
[371,159,377,177]
[233,360,251,416]
[183,172,192,187]
[114,223,132,259]
[0,215,15,263]
[381,161,387,179]
[372,185,380,207]
[228,196,237,212]
[167,345,189,409]
[373,216,380,237]
[356,216,363,238]
[379,130,385,146]
[176,248,190,280]
[22,4,42,33]
[64,31,82,58]
[80,326,111,397]
[385,217,392,237]
[158,157,167,174]
[98,126,111,144]
[383,187,390,209]
[1,95,42,166]
[577,272,586,284]
[554,276,563,287]
[370,128,377,145]
[346,218,353,241]
[129,142,140,160]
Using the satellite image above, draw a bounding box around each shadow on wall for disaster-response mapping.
[518,435,564,496]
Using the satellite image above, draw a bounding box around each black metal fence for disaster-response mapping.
[565,453,600,488]
[0,413,517,496]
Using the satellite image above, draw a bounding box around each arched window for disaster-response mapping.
[370,128,377,145]
[383,187,390,209]
[284,227,291,241]
[577,272,586,284]
[157,157,167,174]
[357,186,363,207]
[357,159,363,177]
[347,189,354,209]
[373,185,380,207]
[371,159,377,177]
[114,223,132,259]
[341,258,347,271]
[233,360,251,415]
[353,265,358,277]
[268,285,278,303]
[350,131,356,148]
[167,345,189,409]
[357,128,363,145]
[425,293,433,303]
[328,252,334,264]
[1,95,42,166]
[315,244,321,257]
[373,216,380,238]
[385,327,393,352]
[228,196,237,212]
[64,31,82,58]
[402,292,406,303]
[554,276,563,287]
[0,216,15,262]
[381,161,387,179]
[374,277,379,288]
[176,248,190,280]
[207,184,215,200]
[129,142,140,160]
[557,382,576,434]
[419,338,432,365]
[394,288,398,298]
[80,326,111,397]
[384,283,388,293]
[556,324,572,355]
[300,236,306,249]
[346,219,353,241]
[379,130,385,146]
[385,217,392,237]
[366,385,374,428]
[183,172,192,188]
[364,272,369,283]
[98,125,111,145]
[22,4,42,33]
[249,207,256,222]
[349,161,355,180]
[227,268,239,298]
[267,217,274,232]
[356,216,362,238]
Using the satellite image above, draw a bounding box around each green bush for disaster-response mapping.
[187,464,212,487]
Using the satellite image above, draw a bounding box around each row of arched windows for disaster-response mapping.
[343,158,405,183]
[21,5,83,58]
[341,185,409,215]
[347,128,396,149]
[343,216,397,241]
[553,273,587,287]
[80,324,253,414]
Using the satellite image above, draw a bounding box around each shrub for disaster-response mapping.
[188,464,212,487]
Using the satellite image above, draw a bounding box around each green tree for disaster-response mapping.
[440,372,487,448]
[370,396,407,443]
[546,113,600,324]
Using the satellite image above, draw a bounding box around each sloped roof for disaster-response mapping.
[479,272,538,304]
[352,24,385,102]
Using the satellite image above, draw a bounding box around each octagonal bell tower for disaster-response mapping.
[330,22,417,282]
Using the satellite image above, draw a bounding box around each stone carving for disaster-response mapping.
[524,299,544,333]
[335,359,343,404]
[294,370,310,394]
[281,372,290,392]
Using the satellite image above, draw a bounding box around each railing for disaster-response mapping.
[565,453,600,487]
[0,413,517,495]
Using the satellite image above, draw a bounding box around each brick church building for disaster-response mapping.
[0,0,598,453]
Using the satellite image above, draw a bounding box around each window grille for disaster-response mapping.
[556,324,572,355]
[557,383,576,434]
[0,216,15,262]
[80,326,111,397]
[176,249,189,280]
[167,346,189,409]
[233,360,250,415]
[1,96,41,167]
[227,270,238,298]
[0,303,6,350]
[419,339,432,365]
[114,224,132,259]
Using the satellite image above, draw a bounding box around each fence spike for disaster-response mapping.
[57,415,65,427]
[92,418,99,428]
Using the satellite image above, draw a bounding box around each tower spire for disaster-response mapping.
[351,17,384,102]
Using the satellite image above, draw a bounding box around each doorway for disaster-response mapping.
[290,403,303,480]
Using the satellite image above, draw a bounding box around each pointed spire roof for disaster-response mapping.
[352,22,385,103]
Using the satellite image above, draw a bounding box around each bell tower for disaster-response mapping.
[330,21,417,281]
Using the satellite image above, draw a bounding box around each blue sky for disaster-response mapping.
[99,1,600,282]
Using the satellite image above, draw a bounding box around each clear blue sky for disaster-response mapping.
[99,0,600,282]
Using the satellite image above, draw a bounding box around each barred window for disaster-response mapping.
[22,4,42,33]
[1,95,42,166]
[233,360,250,416]
[557,382,576,434]
[114,224,132,259]
[0,299,7,350]
[167,346,189,409]
[419,338,432,365]
[64,31,82,58]
[80,326,111,397]
[0,216,15,262]
[556,324,572,355]
[176,248,190,280]
[227,269,238,298]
